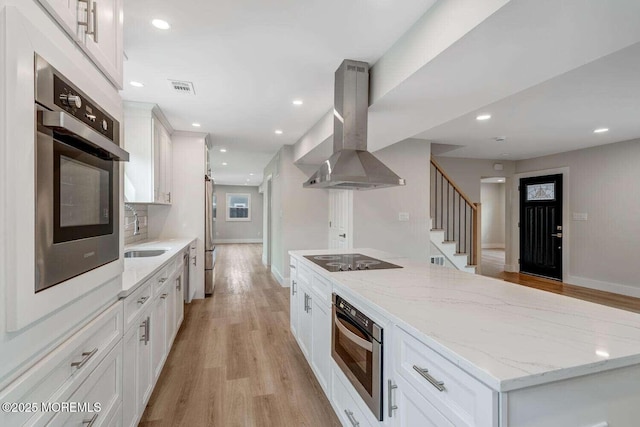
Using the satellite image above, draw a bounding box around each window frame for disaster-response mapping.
[225,193,251,222]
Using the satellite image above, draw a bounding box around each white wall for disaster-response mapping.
[214,185,263,243]
[433,157,515,202]
[481,183,505,248]
[353,139,431,259]
[149,132,206,300]
[513,138,640,296]
[263,146,329,284]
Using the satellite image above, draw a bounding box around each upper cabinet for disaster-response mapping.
[124,102,173,205]
[37,0,124,88]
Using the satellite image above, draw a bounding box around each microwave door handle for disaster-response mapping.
[40,111,129,161]
[334,313,373,352]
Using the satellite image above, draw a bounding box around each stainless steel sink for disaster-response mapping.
[124,249,167,258]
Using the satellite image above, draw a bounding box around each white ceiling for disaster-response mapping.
[416,42,640,160]
[120,0,437,185]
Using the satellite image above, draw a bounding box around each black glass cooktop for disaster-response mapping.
[304,253,402,272]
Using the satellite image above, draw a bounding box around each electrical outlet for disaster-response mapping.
[398,212,410,222]
[572,212,588,221]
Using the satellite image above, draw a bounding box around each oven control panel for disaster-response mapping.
[335,294,376,337]
[53,75,116,142]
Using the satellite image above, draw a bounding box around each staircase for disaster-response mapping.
[430,157,481,274]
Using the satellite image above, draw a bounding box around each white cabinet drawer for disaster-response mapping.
[48,341,123,427]
[311,272,332,303]
[0,302,123,427]
[298,262,312,285]
[394,375,454,427]
[123,282,153,329]
[394,327,496,427]
[332,368,375,427]
[151,267,171,296]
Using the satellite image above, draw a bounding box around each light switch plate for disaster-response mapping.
[572,212,588,221]
[398,212,410,222]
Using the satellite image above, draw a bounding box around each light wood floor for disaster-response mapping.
[140,244,340,427]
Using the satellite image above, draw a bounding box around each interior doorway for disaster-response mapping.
[328,189,353,249]
[480,177,507,279]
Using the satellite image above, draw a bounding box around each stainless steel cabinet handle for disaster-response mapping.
[344,409,360,427]
[78,0,96,39]
[167,192,171,203]
[158,278,167,283]
[137,296,149,305]
[139,319,147,343]
[292,280,297,295]
[289,264,296,269]
[176,278,182,291]
[339,233,346,238]
[92,1,98,43]
[192,256,197,266]
[303,294,308,312]
[160,293,168,299]
[71,347,98,369]
[146,316,151,344]
[388,380,398,417]
[413,365,446,392]
[82,413,99,426]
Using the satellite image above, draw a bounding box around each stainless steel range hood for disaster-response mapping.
[303,60,405,190]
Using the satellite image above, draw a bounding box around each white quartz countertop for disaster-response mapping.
[121,238,195,297]
[290,248,640,392]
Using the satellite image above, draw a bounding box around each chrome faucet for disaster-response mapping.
[125,204,140,236]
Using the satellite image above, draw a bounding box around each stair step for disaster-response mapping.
[431,228,445,232]
[453,253,468,257]
[443,240,456,243]
[441,241,456,246]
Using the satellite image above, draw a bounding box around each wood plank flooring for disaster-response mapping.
[140,244,340,427]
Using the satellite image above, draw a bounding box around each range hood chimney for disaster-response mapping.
[303,60,405,190]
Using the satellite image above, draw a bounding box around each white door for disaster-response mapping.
[329,189,353,249]
[37,0,81,41]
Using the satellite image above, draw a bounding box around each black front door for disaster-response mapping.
[519,174,563,280]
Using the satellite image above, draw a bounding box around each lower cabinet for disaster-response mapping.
[174,272,185,331]
[151,282,169,380]
[122,310,152,427]
[297,282,313,360]
[390,376,453,427]
[311,296,331,393]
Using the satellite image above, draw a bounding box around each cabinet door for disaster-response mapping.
[394,376,453,427]
[290,277,299,338]
[161,128,172,204]
[166,278,177,347]
[81,0,124,88]
[122,315,151,427]
[311,299,330,393]
[297,286,313,360]
[151,293,168,381]
[152,118,162,203]
[174,274,184,330]
[37,0,81,41]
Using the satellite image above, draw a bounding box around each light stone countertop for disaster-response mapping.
[121,238,195,298]
[290,248,640,392]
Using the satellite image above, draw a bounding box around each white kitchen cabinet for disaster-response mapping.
[151,281,169,381]
[81,0,124,88]
[174,272,184,331]
[289,259,298,338]
[37,0,123,88]
[311,297,331,393]
[297,282,313,361]
[392,376,453,427]
[123,102,173,204]
[122,311,152,427]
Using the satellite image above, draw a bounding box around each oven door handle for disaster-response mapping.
[41,111,129,161]
[334,313,373,352]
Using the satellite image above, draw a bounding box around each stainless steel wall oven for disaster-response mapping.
[332,293,383,420]
[34,54,128,292]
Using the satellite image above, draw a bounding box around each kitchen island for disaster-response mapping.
[289,248,640,427]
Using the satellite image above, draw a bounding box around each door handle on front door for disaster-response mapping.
[551,233,563,238]
[339,234,346,238]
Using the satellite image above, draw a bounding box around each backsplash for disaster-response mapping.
[124,204,149,245]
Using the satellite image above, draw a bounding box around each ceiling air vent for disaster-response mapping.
[169,80,196,96]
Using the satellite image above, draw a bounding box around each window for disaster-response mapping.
[226,193,251,221]
[526,183,555,201]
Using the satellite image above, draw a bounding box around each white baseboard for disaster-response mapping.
[566,275,640,299]
[271,266,287,287]
[213,238,262,244]
[482,243,505,249]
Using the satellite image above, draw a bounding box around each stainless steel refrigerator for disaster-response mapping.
[204,176,216,295]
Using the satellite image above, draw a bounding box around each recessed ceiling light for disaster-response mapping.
[593,127,609,133]
[192,123,201,127]
[222,162,228,166]
[500,153,510,157]
[130,81,144,88]
[152,19,171,30]
[498,179,505,182]
[246,179,250,182]
[219,148,227,153]
[476,114,491,121]
[275,130,283,135]
[292,100,303,106]
[249,173,254,176]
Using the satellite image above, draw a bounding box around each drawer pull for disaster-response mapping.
[158,277,167,283]
[289,264,296,269]
[292,280,297,295]
[82,413,98,426]
[71,347,98,369]
[413,365,446,392]
[160,293,168,299]
[388,379,398,417]
[344,409,360,427]
[137,296,149,305]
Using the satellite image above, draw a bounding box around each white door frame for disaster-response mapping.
[507,167,570,282]
[262,174,273,266]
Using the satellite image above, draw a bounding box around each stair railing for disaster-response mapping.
[430,157,481,269]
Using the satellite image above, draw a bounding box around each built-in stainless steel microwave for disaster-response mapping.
[34,54,129,292]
